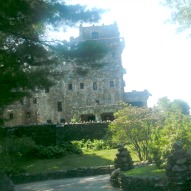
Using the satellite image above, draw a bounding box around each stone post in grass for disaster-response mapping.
[166,141,191,191]
[114,144,134,171]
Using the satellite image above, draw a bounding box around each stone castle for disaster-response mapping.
[3,23,151,127]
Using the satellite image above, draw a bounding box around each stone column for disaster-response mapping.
[114,145,134,171]
[166,141,191,191]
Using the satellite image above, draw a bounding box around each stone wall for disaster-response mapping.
[110,169,166,191]
[11,165,114,184]
[2,123,109,146]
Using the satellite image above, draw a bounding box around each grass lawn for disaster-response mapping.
[124,165,165,177]
[20,148,140,174]
[22,149,116,174]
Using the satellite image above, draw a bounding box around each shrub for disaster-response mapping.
[71,139,112,151]
[33,145,66,159]
[60,142,83,154]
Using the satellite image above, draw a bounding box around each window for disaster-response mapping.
[60,118,65,123]
[47,120,52,124]
[9,113,13,120]
[93,82,97,90]
[68,83,72,90]
[26,112,31,118]
[80,83,84,89]
[45,87,49,93]
[110,81,114,88]
[92,32,99,39]
[95,100,99,104]
[57,102,62,112]
[33,98,37,104]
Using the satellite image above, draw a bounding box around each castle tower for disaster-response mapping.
[3,23,150,126]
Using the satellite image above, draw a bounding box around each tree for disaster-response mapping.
[0,0,105,124]
[108,105,160,161]
[151,97,191,167]
[157,97,190,115]
[163,0,191,35]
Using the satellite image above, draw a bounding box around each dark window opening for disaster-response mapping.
[57,102,62,112]
[81,114,95,122]
[60,118,65,123]
[68,83,72,90]
[93,82,97,90]
[110,81,114,88]
[96,100,99,104]
[9,113,13,120]
[26,112,31,118]
[33,98,37,104]
[80,83,84,89]
[101,112,114,121]
[47,120,52,124]
[92,32,99,39]
[20,99,24,105]
[45,87,49,93]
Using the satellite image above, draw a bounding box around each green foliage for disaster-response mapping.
[72,139,112,151]
[33,145,66,159]
[109,105,161,161]
[162,0,191,35]
[59,142,83,154]
[150,98,191,167]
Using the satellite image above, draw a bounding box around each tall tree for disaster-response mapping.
[109,105,160,161]
[0,0,105,124]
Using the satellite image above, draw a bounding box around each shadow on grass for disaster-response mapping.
[23,153,114,174]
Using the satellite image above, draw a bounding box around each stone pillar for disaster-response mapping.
[114,145,134,171]
[166,141,191,191]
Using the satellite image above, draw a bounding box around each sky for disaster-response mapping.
[53,0,191,108]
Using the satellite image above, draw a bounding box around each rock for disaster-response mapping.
[110,168,121,179]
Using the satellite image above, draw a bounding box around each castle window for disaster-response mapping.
[45,87,49,93]
[26,112,31,118]
[110,81,115,88]
[60,118,65,123]
[96,100,99,104]
[93,82,97,90]
[9,113,13,120]
[80,83,84,89]
[92,32,99,39]
[57,102,62,112]
[68,83,72,90]
[33,98,37,104]
[47,120,52,124]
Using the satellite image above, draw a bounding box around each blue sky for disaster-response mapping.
[53,0,191,107]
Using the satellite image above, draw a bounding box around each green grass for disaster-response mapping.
[0,147,140,175]
[21,149,117,174]
[124,165,165,177]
